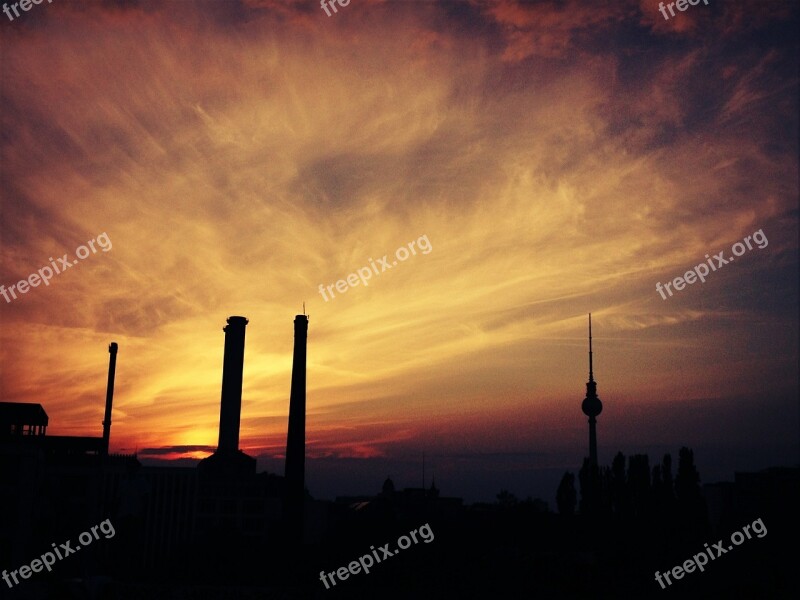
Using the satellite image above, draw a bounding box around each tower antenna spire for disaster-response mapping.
[589,313,594,382]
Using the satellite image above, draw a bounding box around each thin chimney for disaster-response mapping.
[102,342,118,456]
[218,316,248,453]
[284,314,308,536]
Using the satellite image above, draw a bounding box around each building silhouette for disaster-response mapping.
[0,349,136,589]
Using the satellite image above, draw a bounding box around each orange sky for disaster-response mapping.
[1,0,797,501]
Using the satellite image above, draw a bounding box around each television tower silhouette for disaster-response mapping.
[581,314,602,466]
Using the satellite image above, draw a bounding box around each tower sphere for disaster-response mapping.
[582,389,602,417]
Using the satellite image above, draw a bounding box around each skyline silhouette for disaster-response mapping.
[1,314,796,597]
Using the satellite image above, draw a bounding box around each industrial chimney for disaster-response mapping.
[102,342,118,456]
[218,316,248,453]
[284,314,308,537]
[198,316,255,477]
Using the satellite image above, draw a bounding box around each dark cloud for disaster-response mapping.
[139,445,215,456]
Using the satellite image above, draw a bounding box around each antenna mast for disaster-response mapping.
[588,313,594,382]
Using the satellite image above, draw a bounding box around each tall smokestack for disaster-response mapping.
[218,316,248,453]
[284,314,308,537]
[102,342,118,456]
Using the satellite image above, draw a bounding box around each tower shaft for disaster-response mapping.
[588,416,598,466]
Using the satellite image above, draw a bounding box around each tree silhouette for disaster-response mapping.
[628,454,651,519]
[556,472,577,516]
[496,489,518,507]
[609,451,628,519]
[661,453,674,499]
[578,457,602,516]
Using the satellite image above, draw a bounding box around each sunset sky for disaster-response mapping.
[1,0,797,503]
